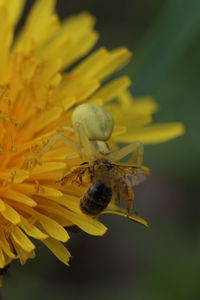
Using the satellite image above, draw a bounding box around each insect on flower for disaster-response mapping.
[60,158,149,217]
[0,0,185,273]
[26,103,150,220]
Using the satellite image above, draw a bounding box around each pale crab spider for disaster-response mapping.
[24,103,144,167]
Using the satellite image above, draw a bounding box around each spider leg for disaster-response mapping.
[22,133,78,170]
[113,180,134,215]
[35,134,77,158]
[109,141,144,166]
[56,126,74,133]
[64,152,79,162]
[113,184,122,206]
[37,126,76,160]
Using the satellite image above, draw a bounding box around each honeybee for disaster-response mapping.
[59,158,149,216]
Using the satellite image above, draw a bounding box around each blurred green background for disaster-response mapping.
[2,0,200,299]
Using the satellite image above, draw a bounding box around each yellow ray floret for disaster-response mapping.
[0,0,184,272]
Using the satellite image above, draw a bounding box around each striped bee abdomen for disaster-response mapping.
[80,181,112,216]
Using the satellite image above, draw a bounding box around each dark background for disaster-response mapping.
[2,0,200,299]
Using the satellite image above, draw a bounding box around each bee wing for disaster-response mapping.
[123,168,147,186]
[111,163,150,187]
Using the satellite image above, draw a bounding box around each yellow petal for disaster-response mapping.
[36,185,63,198]
[96,48,132,81]
[12,170,29,183]
[116,89,134,108]
[114,123,185,144]
[0,199,5,212]
[74,47,131,82]
[72,47,108,79]
[11,226,35,252]
[61,97,76,111]
[42,237,71,265]
[90,76,131,103]
[62,31,98,69]
[11,239,35,265]
[39,12,98,70]
[56,77,100,102]
[25,0,56,33]
[29,170,63,181]
[19,216,48,240]
[56,196,107,235]
[0,248,5,268]
[39,12,95,59]
[13,183,63,198]
[15,0,56,50]
[0,5,13,79]
[112,126,127,137]
[39,214,69,242]
[0,169,29,183]
[117,90,158,113]
[30,162,66,175]
[67,210,108,236]
[1,202,21,224]
[0,231,16,259]
[103,207,148,227]
[6,0,25,26]
[131,96,158,114]
[41,194,108,236]
[35,106,63,133]
[61,12,96,35]
[4,190,37,207]
[37,57,62,85]
[17,130,57,153]
[113,110,152,128]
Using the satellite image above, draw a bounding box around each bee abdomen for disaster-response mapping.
[80,181,112,216]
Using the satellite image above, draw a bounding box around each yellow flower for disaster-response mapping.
[0,0,184,271]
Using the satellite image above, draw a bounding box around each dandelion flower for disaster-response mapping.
[0,0,184,271]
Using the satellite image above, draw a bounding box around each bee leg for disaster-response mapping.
[109,141,144,166]
[76,168,87,186]
[113,184,121,206]
[58,166,88,186]
[124,183,134,215]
